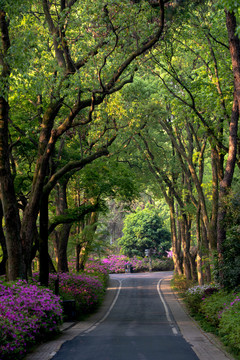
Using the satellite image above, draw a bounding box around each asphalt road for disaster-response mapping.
[52,272,199,360]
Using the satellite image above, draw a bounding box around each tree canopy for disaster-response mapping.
[118,205,171,258]
[0,0,240,288]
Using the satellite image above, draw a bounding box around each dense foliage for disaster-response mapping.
[0,0,239,293]
[0,1,240,354]
[0,280,62,359]
[214,191,240,288]
[0,0,168,285]
[174,277,240,357]
[118,206,171,257]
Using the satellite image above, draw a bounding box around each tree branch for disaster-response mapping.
[43,135,116,196]
[104,0,165,92]
[48,202,100,235]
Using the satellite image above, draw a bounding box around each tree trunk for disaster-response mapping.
[217,10,240,283]
[48,254,57,273]
[0,201,7,275]
[207,148,219,251]
[181,215,192,280]
[201,218,211,283]
[78,211,98,271]
[217,94,238,280]
[0,11,24,281]
[78,244,87,271]
[57,224,71,273]
[169,199,182,275]
[225,10,240,109]
[55,180,71,273]
[189,247,197,283]
[20,100,62,279]
[0,99,23,280]
[39,193,49,286]
[76,243,81,272]
[196,205,203,285]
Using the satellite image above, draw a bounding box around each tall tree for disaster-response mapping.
[217,7,240,283]
[0,0,168,280]
[0,8,24,279]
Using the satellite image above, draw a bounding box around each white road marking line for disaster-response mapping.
[172,327,178,335]
[82,279,123,335]
[157,278,178,335]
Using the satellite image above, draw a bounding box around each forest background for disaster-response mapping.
[0,0,240,290]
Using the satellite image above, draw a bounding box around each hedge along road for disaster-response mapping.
[52,272,199,360]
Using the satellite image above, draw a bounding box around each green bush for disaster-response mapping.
[172,274,195,293]
[118,205,171,258]
[214,191,240,289]
[185,284,220,315]
[176,276,240,357]
[151,258,174,271]
[219,294,240,354]
[200,290,235,327]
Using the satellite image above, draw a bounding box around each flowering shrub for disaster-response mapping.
[0,280,62,360]
[100,255,173,273]
[101,255,131,273]
[166,250,173,258]
[68,254,173,275]
[84,258,109,288]
[0,262,108,359]
[32,271,107,316]
[68,257,109,287]
[185,284,220,314]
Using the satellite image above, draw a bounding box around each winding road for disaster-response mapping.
[52,272,199,360]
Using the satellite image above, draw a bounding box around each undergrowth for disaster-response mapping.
[172,273,240,359]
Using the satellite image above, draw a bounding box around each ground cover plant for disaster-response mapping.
[185,284,220,314]
[0,279,62,360]
[200,290,235,327]
[174,276,240,358]
[218,294,240,354]
[201,290,240,356]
